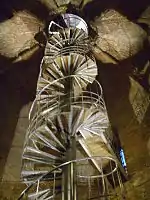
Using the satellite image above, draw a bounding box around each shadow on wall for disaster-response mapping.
[0,0,50,22]
[132,45,150,91]
[82,0,150,21]
[96,59,137,128]
[0,49,43,179]
[96,39,150,126]
[0,0,149,182]
[95,58,150,177]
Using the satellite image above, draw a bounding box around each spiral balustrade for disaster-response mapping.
[19,13,126,200]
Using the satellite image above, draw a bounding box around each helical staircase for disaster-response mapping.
[19,13,127,200]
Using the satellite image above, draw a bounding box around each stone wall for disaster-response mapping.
[0,1,150,199]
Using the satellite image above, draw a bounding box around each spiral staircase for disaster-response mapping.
[19,13,127,200]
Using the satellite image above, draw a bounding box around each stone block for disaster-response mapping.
[94,9,147,61]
